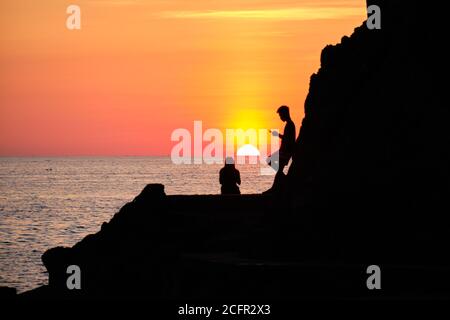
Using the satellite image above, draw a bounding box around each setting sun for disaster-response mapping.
[237,144,261,156]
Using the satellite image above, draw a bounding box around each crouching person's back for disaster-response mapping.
[220,157,241,195]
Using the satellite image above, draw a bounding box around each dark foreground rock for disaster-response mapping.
[20,184,450,300]
[0,287,17,300]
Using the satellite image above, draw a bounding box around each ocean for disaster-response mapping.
[0,157,275,293]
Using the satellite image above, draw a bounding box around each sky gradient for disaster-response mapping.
[0,0,367,156]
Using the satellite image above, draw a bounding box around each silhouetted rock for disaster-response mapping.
[288,0,450,265]
[0,287,17,300]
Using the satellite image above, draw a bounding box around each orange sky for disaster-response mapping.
[0,0,367,156]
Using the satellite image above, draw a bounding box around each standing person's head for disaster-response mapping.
[225,156,235,168]
[277,105,291,122]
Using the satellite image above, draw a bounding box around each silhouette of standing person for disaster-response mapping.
[265,105,296,193]
[220,157,241,195]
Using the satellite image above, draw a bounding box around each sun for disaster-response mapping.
[237,144,261,157]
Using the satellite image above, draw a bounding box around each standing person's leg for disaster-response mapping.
[263,156,288,194]
[273,159,288,190]
[267,150,280,171]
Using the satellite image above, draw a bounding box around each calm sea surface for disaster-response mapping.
[0,157,274,292]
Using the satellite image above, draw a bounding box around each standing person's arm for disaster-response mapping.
[236,171,241,185]
[219,170,223,185]
[270,130,283,139]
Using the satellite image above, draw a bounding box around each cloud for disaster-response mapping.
[159,6,366,21]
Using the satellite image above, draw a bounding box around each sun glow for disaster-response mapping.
[227,109,270,131]
[237,144,261,157]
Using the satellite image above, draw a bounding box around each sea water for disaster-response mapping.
[0,157,274,292]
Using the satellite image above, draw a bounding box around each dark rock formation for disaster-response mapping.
[288,0,450,265]
[24,185,290,298]
[21,1,450,299]
[0,287,17,300]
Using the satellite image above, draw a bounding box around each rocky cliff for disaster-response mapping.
[288,0,449,265]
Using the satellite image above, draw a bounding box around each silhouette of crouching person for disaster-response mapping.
[220,157,241,195]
